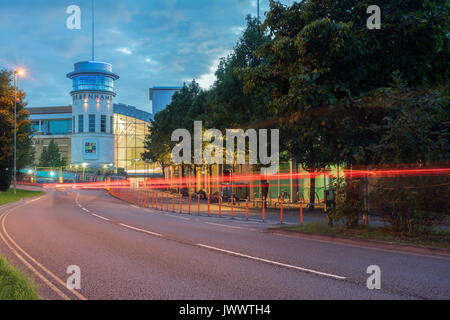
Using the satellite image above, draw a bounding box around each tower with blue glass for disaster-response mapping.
[67,62,119,167]
[67,1,119,167]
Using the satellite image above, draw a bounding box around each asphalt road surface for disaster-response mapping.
[0,188,449,300]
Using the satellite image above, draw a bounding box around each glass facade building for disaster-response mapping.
[28,104,159,176]
[113,104,157,175]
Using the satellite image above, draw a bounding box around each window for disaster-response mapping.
[72,75,114,92]
[110,116,114,133]
[89,115,96,133]
[72,116,75,133]
[101,115,106,133]
[31,121,40,135]
[78,115,84,133]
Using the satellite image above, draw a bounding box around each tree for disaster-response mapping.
[240,0,449,216]
[38,139,66,167]
[0,69,34,191]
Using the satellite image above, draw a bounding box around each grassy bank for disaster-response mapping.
[0,189,44,206]
[0,256,38,300]
[281,222,450,250]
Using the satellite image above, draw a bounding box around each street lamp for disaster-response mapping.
[13,69,25,195]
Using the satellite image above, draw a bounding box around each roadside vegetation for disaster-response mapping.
[143,1,449,243]
[282,222,450,250]
[0,256,38,300]
[0,189,44,206]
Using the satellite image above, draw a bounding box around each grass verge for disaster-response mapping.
[0,189,44,206]
[0,256,38,300]
[280,222,450,250]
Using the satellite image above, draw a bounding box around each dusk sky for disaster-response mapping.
[0,0,295,113]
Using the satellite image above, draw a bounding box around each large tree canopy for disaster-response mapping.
[0,69,34,191]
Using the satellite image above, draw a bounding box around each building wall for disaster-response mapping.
[150,87,180,116]
[32,135,71,165]
[71,92,115,166]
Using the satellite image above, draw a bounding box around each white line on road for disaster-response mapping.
[205,222,249,230]
[197,243,347,280]
[92,214,110,221]
[167,214,191,221]
[0,206,88,300]
[119,223,163,237]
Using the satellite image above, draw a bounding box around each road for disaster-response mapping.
[0,188,449,300]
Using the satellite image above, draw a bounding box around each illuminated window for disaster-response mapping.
[72,75,114,92]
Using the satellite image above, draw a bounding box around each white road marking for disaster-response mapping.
[119,223,163,237]
[167,214,191,221]
[0,206,88,300]
[197,243,347,280]
[205,222,248,230]
[0,215,71,300]
[92,214,110,221]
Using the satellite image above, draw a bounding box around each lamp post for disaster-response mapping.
[13,69,25,195]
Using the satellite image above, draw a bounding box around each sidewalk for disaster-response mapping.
[110,188,339,226]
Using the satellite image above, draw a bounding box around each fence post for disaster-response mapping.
[219,195,222,218]
[188,194,192,215]
[262,196,266,223]
[280,196,284,224]
[246,196,249,221]
[300,197,303,225]
[179,194,183,214]
[231,195,234,219]
[208,194,210,217]
[172,196,175,212]
[197,194,200,216]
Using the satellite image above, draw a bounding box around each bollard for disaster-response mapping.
[246,196,249,221]
[300,197,303,225]
[219,195,222,218]
[172,197,175,212]
[262,196,266,222]
[166,194,169,212]
[231,196,234,219]
[280,196,283,224]
[179,194,183,214]
[156,193,158,210]
[208,194,210,217]
[152,192,155,208]
[161,193,164,211]
[188,194,192,215]
[197,194,200,216]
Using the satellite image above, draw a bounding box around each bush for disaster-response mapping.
[329,178,363,228]
[372,175,450,234]
[0,166,12,192]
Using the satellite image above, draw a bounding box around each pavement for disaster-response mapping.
[0,187,449,300]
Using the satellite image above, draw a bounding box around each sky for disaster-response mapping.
[0,0,295,113]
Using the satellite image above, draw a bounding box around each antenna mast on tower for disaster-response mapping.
[92,0,95,60]
[257,0,260,20]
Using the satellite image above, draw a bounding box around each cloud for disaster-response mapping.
[117,47,133,55]
[0,0,296,110]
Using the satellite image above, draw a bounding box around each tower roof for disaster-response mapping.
[67,61,119,80]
